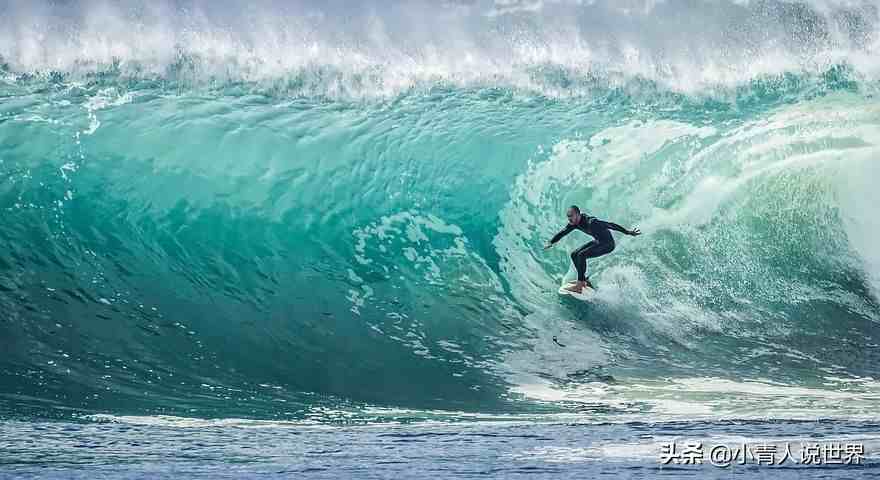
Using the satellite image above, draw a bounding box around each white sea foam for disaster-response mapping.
[2,1,880,98]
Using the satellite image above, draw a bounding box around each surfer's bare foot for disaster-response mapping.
[564,281,585,293]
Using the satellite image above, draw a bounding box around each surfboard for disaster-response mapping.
[558,281,597,301]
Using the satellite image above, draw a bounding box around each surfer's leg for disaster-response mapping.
[570,242,596,282]
[578,241,614,288]
[584,240,615,259]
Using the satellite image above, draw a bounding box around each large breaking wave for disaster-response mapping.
[1,0,879,423]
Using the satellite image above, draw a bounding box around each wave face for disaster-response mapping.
[2,0,880,422]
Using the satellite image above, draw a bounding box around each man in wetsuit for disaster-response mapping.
[544,205,641,293]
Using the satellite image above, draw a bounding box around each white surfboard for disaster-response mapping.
[558,266,597,301]
[558,282,597,301]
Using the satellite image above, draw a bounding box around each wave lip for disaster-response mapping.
[2,1,880,97]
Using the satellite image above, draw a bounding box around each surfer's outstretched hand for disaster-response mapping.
[543,242,554,250]
[627,228,642,236]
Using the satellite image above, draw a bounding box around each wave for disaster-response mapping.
[1,0,879,422]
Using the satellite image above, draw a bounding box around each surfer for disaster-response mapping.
[544,205,641,293]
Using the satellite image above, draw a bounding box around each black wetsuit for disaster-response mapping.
[550,215,628,282]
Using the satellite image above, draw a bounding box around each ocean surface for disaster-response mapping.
[2,0,880,477]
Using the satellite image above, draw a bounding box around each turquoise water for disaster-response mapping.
[2,0,880,477]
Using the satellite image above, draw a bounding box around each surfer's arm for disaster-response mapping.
[548,224,576,245]
[601,220,641,236]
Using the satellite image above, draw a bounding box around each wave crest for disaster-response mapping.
[2,1,880,98]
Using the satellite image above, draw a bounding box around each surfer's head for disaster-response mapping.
[566,205,581,225]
